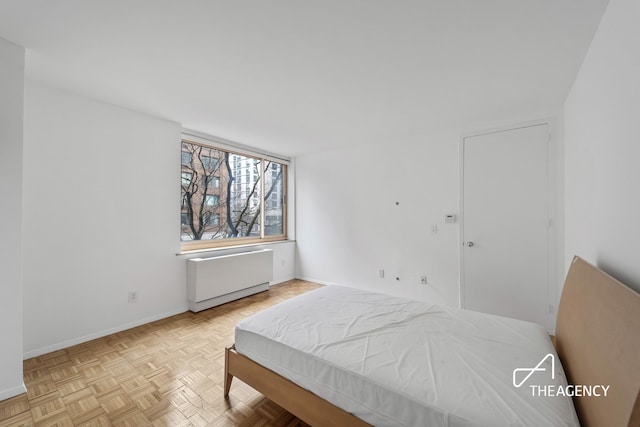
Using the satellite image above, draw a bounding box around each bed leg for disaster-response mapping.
[224,346,234,398]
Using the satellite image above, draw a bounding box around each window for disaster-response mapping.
[181,172,192,186]
[205,194,219,207]
[205,212,220,226]
[264,162,285,236]
[203,175,220,189]
[181,151,192,165]
[180,137,288,251]
[202,156,219,171]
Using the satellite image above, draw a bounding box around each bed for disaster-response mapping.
[224,256,640,426]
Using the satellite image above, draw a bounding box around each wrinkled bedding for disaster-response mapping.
[235,285,578,426]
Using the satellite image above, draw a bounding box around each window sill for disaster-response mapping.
[177,239,295,256]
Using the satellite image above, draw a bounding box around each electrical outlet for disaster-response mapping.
[379,269,385,279]
[420,276,428,285]
[128,291,138,303]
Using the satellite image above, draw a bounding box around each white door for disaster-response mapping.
[462,124,549,327]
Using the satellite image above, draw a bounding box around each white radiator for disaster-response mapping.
[187,249,273,312]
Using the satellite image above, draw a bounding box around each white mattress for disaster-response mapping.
[235,285,579,427]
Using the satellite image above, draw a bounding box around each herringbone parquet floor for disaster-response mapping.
[0,280,321,427]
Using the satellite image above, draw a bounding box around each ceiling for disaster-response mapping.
[0,0,608,156]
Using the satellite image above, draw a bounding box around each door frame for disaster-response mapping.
[459,118,560,331]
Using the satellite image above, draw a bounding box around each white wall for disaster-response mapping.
[296,129,466,306]
[564,0,640,292]
[22,83,186,357]
[22,83,297,358]
[0,37,26,400]
[296,115,565,311]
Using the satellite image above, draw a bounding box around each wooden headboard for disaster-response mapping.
[555,256,640,427]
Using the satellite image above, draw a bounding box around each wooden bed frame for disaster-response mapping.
[555,256,640,427]
[224,256,640,427]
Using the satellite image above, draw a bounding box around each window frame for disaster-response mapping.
[180,132,289,252]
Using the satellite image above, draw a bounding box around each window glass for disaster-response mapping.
[202,155,219,170]
[264,161,284,236]
[181,172,192,186]
[180,140,287,249]
[205,194,219,206]
[181,151,192,165]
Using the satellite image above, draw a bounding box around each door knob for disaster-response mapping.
[466,241,474,247]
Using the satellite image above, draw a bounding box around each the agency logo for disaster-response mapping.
[513,353,555,388]
[513,353,610,397]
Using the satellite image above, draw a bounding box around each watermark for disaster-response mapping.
[513,353,555,388]
[513,353,610,397]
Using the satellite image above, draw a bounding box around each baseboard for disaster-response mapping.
[23,305,188,359]
[271,276,296,285]
[0,383,27,401]
[23,279,302,359]
[295,276,341,287]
